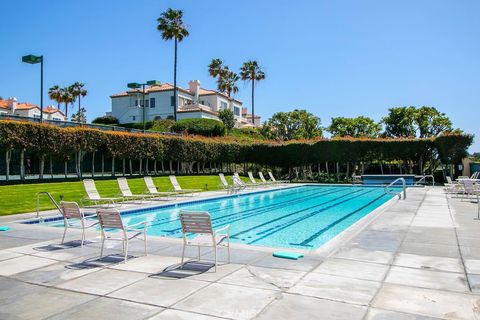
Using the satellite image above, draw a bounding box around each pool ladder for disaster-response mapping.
[36,192,62,219]
[384,178,407,200]
[414,175,435,187]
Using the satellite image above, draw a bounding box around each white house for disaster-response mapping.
[108,80,260,127]
[0,97,67,121]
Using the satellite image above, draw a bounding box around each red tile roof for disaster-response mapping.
[0,100,8,109]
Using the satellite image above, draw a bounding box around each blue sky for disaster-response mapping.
[1,0,479,150]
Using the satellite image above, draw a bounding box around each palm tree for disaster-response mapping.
[157,8,189,121]
[240,60,266,124]
[70,82,87,117]
[60,87,74,119]
[48,85,62,109]
[217,70,239,99]
[208,58,225,79]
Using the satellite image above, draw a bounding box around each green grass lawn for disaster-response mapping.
[0,175,245,216]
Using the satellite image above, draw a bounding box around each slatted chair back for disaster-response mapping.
[169,175,182,191]
[97,209,125,231]
[462,179,475,193]
[144,176,158,194]
[179,211,213,237]
[247,172,257,184]
[258,172,268,183]
[83,179,101,199]
[446,176,453,184]
[219,173,229,187]
[60,201,84,220]
[268,172,277,182]
[234,172,240,179]
[117,177,133,197]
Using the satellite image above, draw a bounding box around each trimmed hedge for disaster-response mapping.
[0,121,473,179]
[171,118,226,136]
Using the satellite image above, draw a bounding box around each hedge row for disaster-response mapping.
[0,121,473,173]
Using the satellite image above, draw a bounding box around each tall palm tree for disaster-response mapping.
[208,58,225,79]
[48,85,62,109]
[217,70,239,99]
[240,60,266,124]
[70,82,87,116]
[60,87,74,119]
[157,8,189,121]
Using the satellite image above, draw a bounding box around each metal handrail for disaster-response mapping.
[384,177,406,200]
[415,175,435,186]
[36,192,62,218]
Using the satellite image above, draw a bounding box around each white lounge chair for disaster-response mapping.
[179,211,230,272]
[97,208,148,263]
[258,172,275,185]
[169,175,202,195]
[143,176,176,199]
[81,179,123,207]
[268,171,289,184]
[218,173,238,193]
[117,177,150,202]
[248,172,266,187]
[232,175,249,190]
[460,180,479,201]
[60,201,98,246]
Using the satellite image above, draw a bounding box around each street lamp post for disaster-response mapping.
[127,80,160,132]
[22,54,44,123]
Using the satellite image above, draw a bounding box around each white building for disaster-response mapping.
[0,97,67,121]
[108,80,260,127]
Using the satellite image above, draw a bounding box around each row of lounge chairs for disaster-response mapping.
[219,171,289,193]
[444,172,480,200]
[81,175,202,206]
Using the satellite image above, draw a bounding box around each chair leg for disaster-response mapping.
[100,235,105,258]
[198,246,201,261]
[124,240,128,263]
[144,234,148,256]
[81,228,85,247]
[181,244,186,266]
[61,226,67,244]
[214,246,217,272]
[227,239,231,264]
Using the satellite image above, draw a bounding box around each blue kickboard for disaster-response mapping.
[0,226,11,231]
[273,251,304,260]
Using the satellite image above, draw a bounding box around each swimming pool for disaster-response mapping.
[45,185,395,250]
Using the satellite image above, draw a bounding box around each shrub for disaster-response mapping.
[171,118,226,137]
[150,119,175,132]
[92,116,119,125]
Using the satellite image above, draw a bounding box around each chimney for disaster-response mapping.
[242,107,248,116]
[7,97,17,114]
[188,80,201,103]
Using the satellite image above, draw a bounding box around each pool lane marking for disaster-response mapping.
[289,193,390,247]
[229,188,370,240]
[134,186,333,228]
[246,188,378,244]
[151,187,343,232]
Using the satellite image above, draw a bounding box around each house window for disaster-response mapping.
[33,114,41,119]
[170,96,175,106]
[220,101,228,110]
[150,98,155,108]
[145,99,149,108]
[234,107,240,116]
[132,116,136,121]
[53,117,61,121]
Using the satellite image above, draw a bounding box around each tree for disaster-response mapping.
[218,108,235,131]
[60,87,74,118]
[48,85,62,109]
[70,82,87,116]
[327,116,381,138]
[240,60,265,125]
[71,107,87,123]
[208,58,225,78]
[264,109,322,141]
[92,115,119,125]
[217,69,239,98]
[157,8,189,122]
[382,106,417,137]
[414,106,452,138]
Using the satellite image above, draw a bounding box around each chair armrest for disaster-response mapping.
[215,224,230,235]
[126,221,149,231]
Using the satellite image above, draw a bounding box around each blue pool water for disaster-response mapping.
[46,185,395,250]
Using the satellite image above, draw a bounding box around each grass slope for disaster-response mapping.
[0,175,244,215]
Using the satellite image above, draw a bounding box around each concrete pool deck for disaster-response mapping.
[0,186,479,319]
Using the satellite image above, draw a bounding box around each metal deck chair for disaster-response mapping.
[60,201,98,246]
[179,211,230,272]
[247,172,265,187]
[268,171,289,183]
[169,175,202,195]
[81,179,123,207]
[117,177,154,202]
[218,173,237,193]
[97,209,148,263]
[143,176,176,199]
[258,172,275,185]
